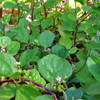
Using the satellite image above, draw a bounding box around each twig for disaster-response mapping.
[31,1,35,21]
[73,51,91,75]
[26,79,58,100]
[76,13,90,28]
[43,2,47,18]
[15,0,20,22]
[60,0,67,12]
[77,12,87,20]
[74,0,78,46]
[39,49,46,55]
[61,89,67,100]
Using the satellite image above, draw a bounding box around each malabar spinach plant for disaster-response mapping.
[0,0,100,100]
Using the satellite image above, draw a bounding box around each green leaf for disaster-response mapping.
[3,2,17,8]
[3,14,12,23]
[38,54,72,82]
[45,0,57,8]
[19,3,30,12]
[31,21,40,26]
[19,47,39,66]
[39,31,55,48]
[52,44,69,58]
[87,57,100,82]
[81,5,89,11]
[11,27,29,42]
[86,82,100,95]
[59,36,72,49]
[29,27,40,43]
[86,26,97,36]
[61,12,76,31]
[18,19,29,27]
[64,87,83,100]
[0,84,16,99]
[35,95,54,100]
[29,69,46,86]
[69,47,77,54]
[7,41,20,55]
[85,41,100,50]
[76,61,95,84]
[0,52,17,76]
[0,36,11,46]
[77,50,88,61]
[57,25,66,37]
[16,85,41,100]
[41,19,53,29]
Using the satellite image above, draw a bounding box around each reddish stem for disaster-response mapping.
[0,8,2,18]
[0,78,58,100]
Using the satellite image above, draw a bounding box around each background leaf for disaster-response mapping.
[39,31,55,48]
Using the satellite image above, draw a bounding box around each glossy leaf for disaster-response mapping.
[7,41,20,55]
[52,44,69,58]
[38,54,72,82]
[61,12,76,31]
[16,85,41,100]
[0,36,11,46]
[11,27,29,42]
[64,87,83,100]
[29,69,46,86]
[59,36,72,49]
[86,82,100,95]
[0,52,17,76]
[41,19,53,29]
[39,31,55,48]
[19,47,39,66]
[0,84,16,99]
[3,2,17,8]
[87,57,100,82]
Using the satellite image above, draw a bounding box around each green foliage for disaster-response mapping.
[0,0,100,100]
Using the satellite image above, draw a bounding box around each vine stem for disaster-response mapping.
[74,0,78,46]
[26,79,58,100]
[61,89,67,100]
[0,78,58,100]
[31,0,35,21]
[73,51,91,75]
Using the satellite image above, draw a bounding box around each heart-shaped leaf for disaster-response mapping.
[38,54,72,82]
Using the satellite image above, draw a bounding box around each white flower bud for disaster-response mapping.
[20,4,22,7]
[56,76,61,82]
[14,61,21,67]
[1,48,5,52]
[72,64,77,71]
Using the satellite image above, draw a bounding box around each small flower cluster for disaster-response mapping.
[56,76,61,82]
[0,44,6,53]
[89,0,93,5]
[44,48,51,52]
[14,61,21,67]
[72,64,77,71]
